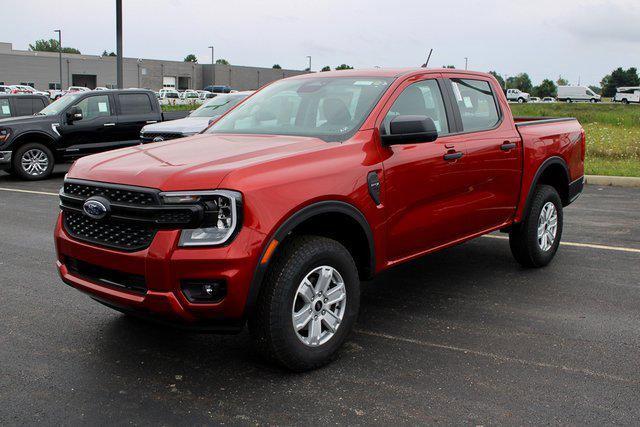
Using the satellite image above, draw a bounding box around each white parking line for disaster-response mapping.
[482,234,640,254]
[0,187,59,196]
[355,329,637,385]
[1,186,639,254]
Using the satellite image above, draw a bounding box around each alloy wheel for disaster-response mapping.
[21,149,49,176]
[537,201,558,251]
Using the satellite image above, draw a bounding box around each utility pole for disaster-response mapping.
[54,29,62,90]
[116,0,123,89]
[464,57,468,70]
[209,45,215,85]
[306,55,311,72]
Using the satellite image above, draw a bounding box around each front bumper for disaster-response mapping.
[54,214,261,332]
[0,151,11,169]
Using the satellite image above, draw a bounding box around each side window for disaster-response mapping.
[450,79,500,132]
[0,99,11,118]
[75,95,112,120]
[118,93,153,115]
[383,79,449,134]
[13,98,33,116]
[32,98,46,113]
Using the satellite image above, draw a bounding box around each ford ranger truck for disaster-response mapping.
[54,69,585,371]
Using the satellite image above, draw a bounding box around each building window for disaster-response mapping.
[106,84,117,89]
[21,82,35,88]
[48,82,61,90]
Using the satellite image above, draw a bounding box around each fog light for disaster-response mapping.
[181,280,226,303]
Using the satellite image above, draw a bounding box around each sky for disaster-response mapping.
[1,0,639,87]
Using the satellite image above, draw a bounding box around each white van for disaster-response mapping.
[557,86,601,103]
[613,87,640,104]
[506,88,530,103]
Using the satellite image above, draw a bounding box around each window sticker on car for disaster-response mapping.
[1,105,9,114]
[463,96,474,108]
[452,82,463,101]
[98,102,108,113]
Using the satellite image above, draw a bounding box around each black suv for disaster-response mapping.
[0,89,163,180]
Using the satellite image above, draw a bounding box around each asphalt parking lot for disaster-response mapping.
[1,168,639,425]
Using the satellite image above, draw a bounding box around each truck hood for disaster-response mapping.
[68,133,329,191]
[0,114,54,126]
[142,117,213,135]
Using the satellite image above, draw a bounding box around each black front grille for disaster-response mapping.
[140,132,183,143]
[64,182,157,205]
[64,211,156,252]
[60,179,203,252]
[66,257,147,294]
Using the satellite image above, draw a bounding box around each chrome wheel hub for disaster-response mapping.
[21,149,49,176]
[292,266,347,347]
[537,202,558,251]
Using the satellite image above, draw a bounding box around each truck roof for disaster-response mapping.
[289,68,493,79]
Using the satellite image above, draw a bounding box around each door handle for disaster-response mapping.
[501,141,517,151]
[103,123,116,127]
[443,151,463,161]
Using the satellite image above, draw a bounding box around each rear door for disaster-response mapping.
[379,74,471,261]
[444,74,522,235]
[114,92,159,144]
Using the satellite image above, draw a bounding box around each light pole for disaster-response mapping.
[209,45,215,85]
[464,57,468,70]
[116,0,123,89]
[306,55,311,72]
[54,29,62,90]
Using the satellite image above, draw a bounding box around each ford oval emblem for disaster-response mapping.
[153,136,164,142]
[83,197,110,220]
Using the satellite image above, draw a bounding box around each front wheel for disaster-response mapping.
[517,97,525,103]
[12,143,55,180]
[509,185,563,268]
[249,235,360,371]
[590,98,597,103]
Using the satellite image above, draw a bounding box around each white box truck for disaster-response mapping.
[557,86,601,103]
[613,87,640,104]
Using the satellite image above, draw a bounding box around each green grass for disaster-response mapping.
[510,103,640,177]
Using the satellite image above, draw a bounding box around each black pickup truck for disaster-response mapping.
[0,89,187,180]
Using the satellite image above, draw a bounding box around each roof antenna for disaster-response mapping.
[422,49,433,68]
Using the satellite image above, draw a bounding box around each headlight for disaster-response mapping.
[160,190,242,247]
[0,128,11,142]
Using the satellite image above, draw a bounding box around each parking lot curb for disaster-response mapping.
[586,175,640,188]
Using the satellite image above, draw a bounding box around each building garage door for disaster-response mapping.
[162,77,176,88]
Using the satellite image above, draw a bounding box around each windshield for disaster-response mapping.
[190,94,248,118]
[207,77,393,141]
[37,94,82,116]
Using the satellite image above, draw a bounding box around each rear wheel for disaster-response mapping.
[566,98,573,103]
[249,235,360,371]
[622,98,629,105]
[12,143,54,180]
[509,185,563,268]
[517,97,525,103]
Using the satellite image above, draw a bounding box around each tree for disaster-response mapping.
[183,54,197,62]
[29,38,80,54]
[556,77,569,86]
[215,58,230,65]
[489,71,505,89]
[335,64,354,70]
[320,66,331,72]
[532,79,557,98]
[272,64,282,69]
[600,67,640,97]
[102,50,116,57]
[505,73,533,93]
[588,85,602,95]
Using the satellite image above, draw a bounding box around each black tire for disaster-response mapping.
[12,143,54,180]
[590,98,597,103]
[517,97,525,103]
[566,98,572,103]
[249,235,360,371]
[509,185,563,268]
[623,98,629,105]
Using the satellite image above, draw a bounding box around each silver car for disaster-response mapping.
[140,91,253,143]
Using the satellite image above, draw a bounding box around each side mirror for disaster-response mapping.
[381,115,438,145]
[66,106,83,124]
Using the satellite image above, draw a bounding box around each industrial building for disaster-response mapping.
[0,42,307,91]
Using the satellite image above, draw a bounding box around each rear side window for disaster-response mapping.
[32,98,46,113]
[383,79,449,135]
[0,99,11,117]
[13,98,33,116]
[118,93,153,114]
[450,79,500,131]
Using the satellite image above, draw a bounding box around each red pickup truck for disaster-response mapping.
[55,69,585,371]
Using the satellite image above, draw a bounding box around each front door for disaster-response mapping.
[379,76,470,262]
[57,94,120,157]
